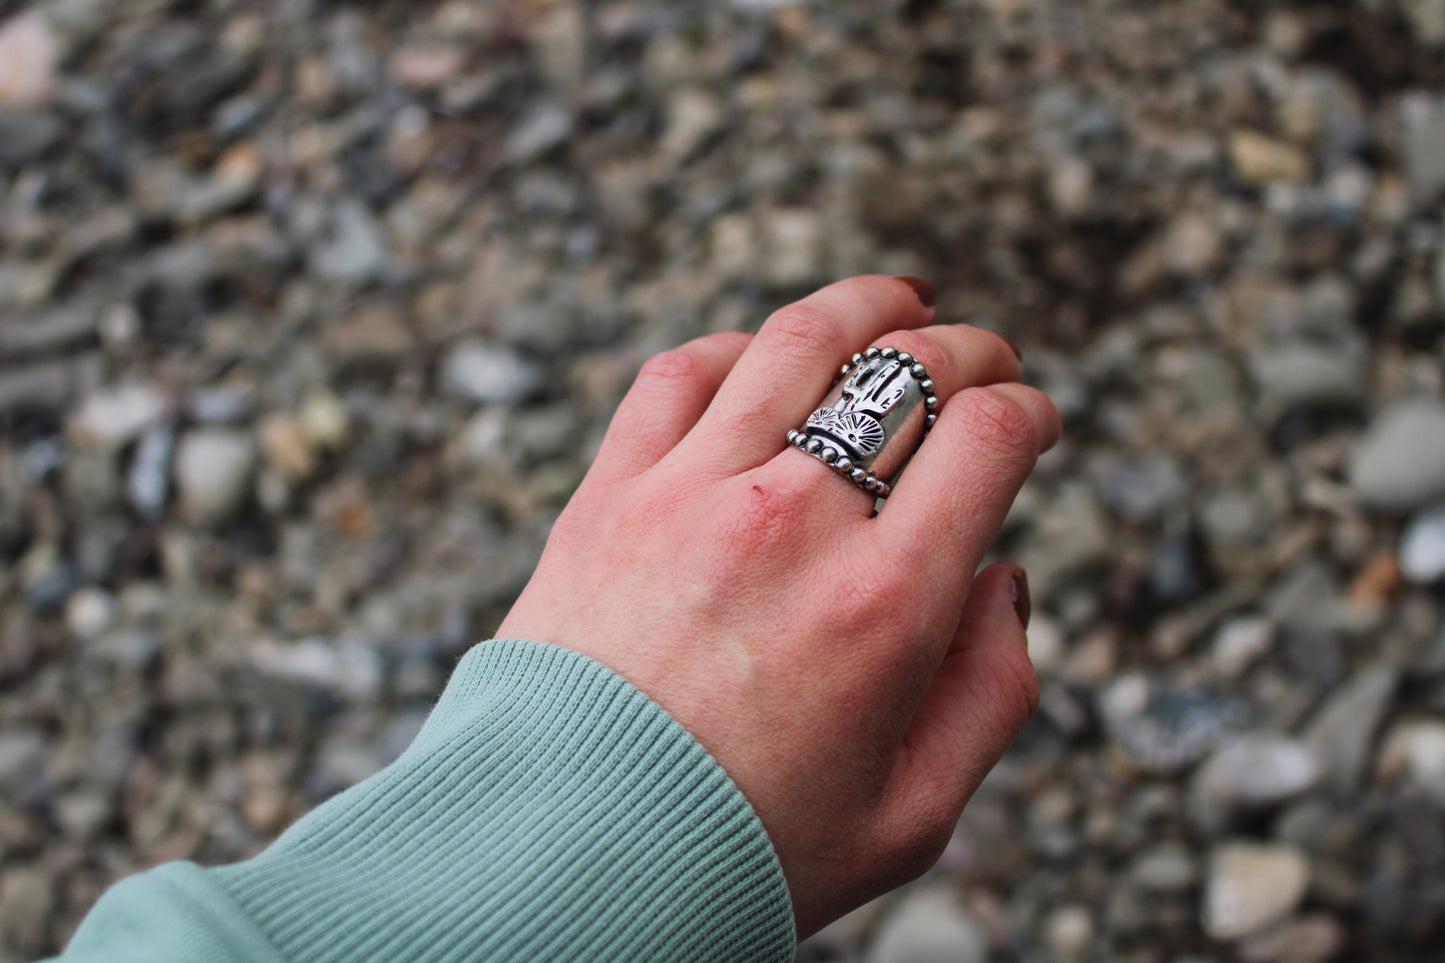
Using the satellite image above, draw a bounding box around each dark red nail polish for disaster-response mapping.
[1010,568,1031,630]
[893,275,936,309]
[1001,334,1023,362]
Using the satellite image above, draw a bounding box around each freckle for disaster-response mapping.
[752,485,764,495]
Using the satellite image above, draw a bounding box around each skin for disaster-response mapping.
[498,275,1062,938]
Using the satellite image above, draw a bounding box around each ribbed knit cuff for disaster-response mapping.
[212,638,795,962]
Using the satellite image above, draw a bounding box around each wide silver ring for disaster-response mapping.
[786,346,939,499]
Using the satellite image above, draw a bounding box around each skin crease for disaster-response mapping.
[498,276,1062,939]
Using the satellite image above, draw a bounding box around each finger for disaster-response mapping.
[681,276,936,475]
[771,325,1025,512]
[883,562,1037,847]
[881,382,1061,574]
[586,332,752,486]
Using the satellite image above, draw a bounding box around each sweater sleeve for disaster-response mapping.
[52,639,796,963]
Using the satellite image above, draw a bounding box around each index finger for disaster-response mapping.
[879,382,1060,581]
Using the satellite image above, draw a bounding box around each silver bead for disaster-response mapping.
[910,363,928,379]
[919,378,935,393]
[821,446,838,463]
[806,437,824,454]
[880,346,898,359]
[835,457,852,472]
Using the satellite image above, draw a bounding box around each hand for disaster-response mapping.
[498,275,1061,937]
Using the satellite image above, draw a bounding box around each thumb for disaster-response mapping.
[885,562,1039,843]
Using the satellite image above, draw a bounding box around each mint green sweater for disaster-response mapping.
[52,640,796,962]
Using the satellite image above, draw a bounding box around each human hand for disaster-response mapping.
[498,275,1061,937]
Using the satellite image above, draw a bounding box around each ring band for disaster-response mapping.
[787,346,939,498]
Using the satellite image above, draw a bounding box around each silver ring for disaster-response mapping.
[786,346,940,499]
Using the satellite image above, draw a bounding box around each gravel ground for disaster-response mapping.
[3,0,1445,960]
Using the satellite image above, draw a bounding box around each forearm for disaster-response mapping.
[54,640,794,963]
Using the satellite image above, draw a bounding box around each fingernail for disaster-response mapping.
[893,275,936,309]
[1001,334,1023,362]
[1010,568,1031,630]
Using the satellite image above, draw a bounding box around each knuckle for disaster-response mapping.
[636,346,706,389]
[954,388,1038,467]
[760,302,849,357]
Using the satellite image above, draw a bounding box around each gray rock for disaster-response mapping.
[0,865,56,953]
[0,727,47,793]
[1129,840,1198,891]
[174,429,256,525]
[1190,734,1320,829]
[1211,615,1275,677]
[310,200,387,284]
[506,102,574,163]
[865,887,987,963]
[1250,344,1365,411]
[0,302,96,356]
[1348,398,1445,513]
[1399,503,1445,583]
[1203,842,1311,940]
[1099,672,1247,774]
[1402,93,1445,207]
[1091,453,1192,524]
[0,359,80,415]
[440,340,545,406]
[1302,663,1398,794]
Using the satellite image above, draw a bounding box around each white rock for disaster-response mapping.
[866,888,988,963]
[1203,842,1311,940]
[69,384,171,450]
[1190,734,1320,828]
[1302,663,1398,793]
[661,88,725,161]
[1212,615,1275,678]
[1399,503,1445,583]
[441,340,543,405]
[299,388,350,450]
[1379,720,1445,802]
[174,429,256,525]
[0,12,60,107]
[64,587,115,641]
[1043,904,1093,961]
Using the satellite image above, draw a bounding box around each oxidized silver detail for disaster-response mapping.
[787,346,939,499]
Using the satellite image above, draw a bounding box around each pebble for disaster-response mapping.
[1042,904,1094,961]
[68,383,171,451]
[299,388,351,450]
[1378,720,1445,803]
[440,340,545,406]
[1229,129,1311,185]
[1203,842,1311,940]
[1099,673,1246,774]
[1190,734,1320,829]
[505,102,575,163]
[1249,344,1365,412]
[0,865,56,952]
[0,12,60,107]
[1401,94,1445,207]
[1212,615,1275,678]
[126,426,173,519]
[259,413,317,483]
[1398,503,1445,583]
[310,201,387,284]
[0,108,64,166]
[1348,398,1445,513]
[174,429,257,526]
[1129,840,1198,891]
[1303,663,1398,794]
[865,887,988,963]
[64,586,116,641]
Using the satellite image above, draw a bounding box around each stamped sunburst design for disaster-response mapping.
[806,408,886,458]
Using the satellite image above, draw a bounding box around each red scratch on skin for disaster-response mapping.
[752,485,764,495]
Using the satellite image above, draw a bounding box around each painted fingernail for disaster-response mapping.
[893,275,936,309]
[1010,568,1031,630]
[1001,334,1023,362]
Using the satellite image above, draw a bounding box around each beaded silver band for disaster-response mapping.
[786,345,940,499]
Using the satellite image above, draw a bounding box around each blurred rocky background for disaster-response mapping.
[2,0,1445,959]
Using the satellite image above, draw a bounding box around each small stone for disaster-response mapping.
[1378,720,1445,803]
[865,887,988,963]
[258,413,316,483]
[0,12,60,107]
[0,727,46,792]
[299,388,350,450]
[1129,840,1198,891]
[1042,904,1093,962]
[0,865,56,953]
[1250,344,1365,412]
[0,108,64,166]
[174,429,257,526]
[1348,398,1445,513]
[64,586,116,641]
[1348,549,1405,603]
[440,340,544,406]
[1026,614,1065,674]
[660,87,725,162]
[1399,503,1445,583]
[1190,734,1320,829]
[1203,842,1311,940]
[760,209,824,287]
[1162,212,1225,275]
[68,383,172,451]
[388,42,466,91]
[505,102,574,163]
[126,426,173,519]
[1212,615,1275,678]
[1229,129,1311,185]
[1237,914,1346,963]
[1302,663,1398,794]
[1099,672,1246,774]
[1402,93,1445,207]
[311,200,387,284]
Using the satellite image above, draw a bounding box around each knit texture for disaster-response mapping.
[55,639,795,962]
